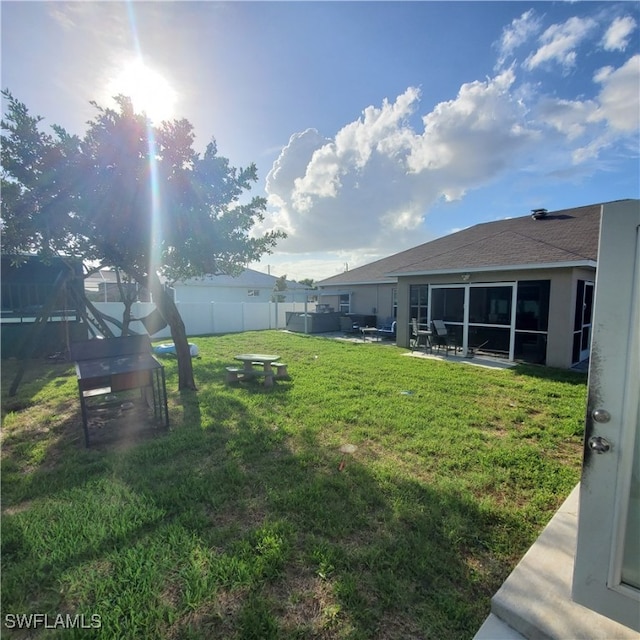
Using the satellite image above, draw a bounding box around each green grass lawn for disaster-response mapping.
[1,331,588,639]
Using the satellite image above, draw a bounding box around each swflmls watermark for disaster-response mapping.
[4,613,102,630]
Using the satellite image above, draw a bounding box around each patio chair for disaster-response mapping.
[411,318,432,353]
[431,320,458,354]
[376,319,397,340]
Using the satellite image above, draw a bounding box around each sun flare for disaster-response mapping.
[106,59,177,123]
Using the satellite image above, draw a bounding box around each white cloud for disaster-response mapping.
[48,2,128,44]
[265,129,329,210]
[535,98,598,141]
[534,54,639,164]
[525,16,597,71]
[407,69,533,179]
[496,9,543,68]
[256,10,639,268]
[592,55,640,132]
[260,73,539,256]
[602,15,637,52]
[250,251,389,283]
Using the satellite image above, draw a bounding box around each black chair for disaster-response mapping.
[431,320,458,354]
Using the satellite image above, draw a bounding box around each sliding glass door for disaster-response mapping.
[430,286,464,348]
[468,285,513,357]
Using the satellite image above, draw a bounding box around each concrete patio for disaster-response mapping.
[473,484,638,640]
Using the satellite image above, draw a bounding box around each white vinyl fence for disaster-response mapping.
[92,301,316,339]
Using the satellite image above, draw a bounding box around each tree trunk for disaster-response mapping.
[115,268,134,336]
[147,272,197,391]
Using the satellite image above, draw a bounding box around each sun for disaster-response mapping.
[106,59,177,124]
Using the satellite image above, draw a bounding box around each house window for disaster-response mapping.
[392,288,397,319]
[339,294,350,313]
[248,289,260,297]
[409,285,428,325]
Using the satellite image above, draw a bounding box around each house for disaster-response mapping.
[84,268,150,302]
[172,268,309,304]
[317,199,639,368]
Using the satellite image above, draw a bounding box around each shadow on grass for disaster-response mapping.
[511,362,587,384]
[1,358,76,413]
[2,377,525,640]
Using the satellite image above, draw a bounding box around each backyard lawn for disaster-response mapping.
[1,330,588,639]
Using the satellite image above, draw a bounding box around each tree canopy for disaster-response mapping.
[1,91,285,389]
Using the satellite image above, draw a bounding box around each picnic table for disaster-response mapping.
[226,354,288,388]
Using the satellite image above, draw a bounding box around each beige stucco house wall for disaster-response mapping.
[318,282,397,320]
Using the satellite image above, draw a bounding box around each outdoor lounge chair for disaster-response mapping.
[410,318,432,353]
[376,320,397,340]
[431,320,458,354]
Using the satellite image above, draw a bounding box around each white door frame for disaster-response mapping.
[572,200,640,631]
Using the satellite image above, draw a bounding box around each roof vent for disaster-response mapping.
[531,208,548,220]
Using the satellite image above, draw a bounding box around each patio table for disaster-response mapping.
[360,327,379,342]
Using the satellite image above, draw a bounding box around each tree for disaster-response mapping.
[1,91,285,389]
[297,278,316,289]
[271,274,288,302]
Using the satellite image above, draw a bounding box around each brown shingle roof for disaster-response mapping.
[316,201,625,286]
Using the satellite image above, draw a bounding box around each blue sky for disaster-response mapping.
[2,1,639,281]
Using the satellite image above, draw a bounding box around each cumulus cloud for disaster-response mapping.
[265,129,330,212]
[535,98,598,141]
[258,10,639,266]
[496,9,543,68]
[406,69,532,180]
[592,54,640,132]
[525,16,597,71]
[261,73,541,255]
[602,15,637,51]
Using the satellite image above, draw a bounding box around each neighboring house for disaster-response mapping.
[85,269,150,302]
[315,261,398,320]
[317,199,639,368]
[173,268,309,304]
